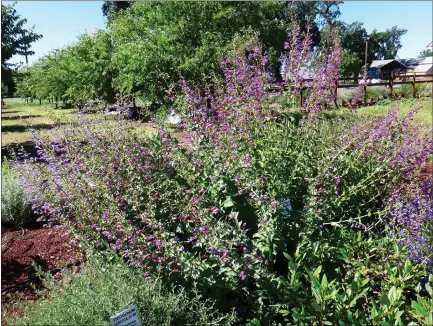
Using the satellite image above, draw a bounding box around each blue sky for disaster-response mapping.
[6,1,433,66]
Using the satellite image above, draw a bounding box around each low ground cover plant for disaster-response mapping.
[7,255,234,326]
[10,26,433,324]
[1,160,31,227]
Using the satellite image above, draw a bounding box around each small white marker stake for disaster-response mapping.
[110,304,141,326]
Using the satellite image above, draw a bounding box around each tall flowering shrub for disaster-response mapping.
[12,26,433,324]
[281,25,342,122]
[314,104,433,264]
[389,179,433,265]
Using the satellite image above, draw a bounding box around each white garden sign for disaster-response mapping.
[110,304,141,326]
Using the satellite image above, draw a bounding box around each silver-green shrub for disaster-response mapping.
[9,256,235,326]
[1,161,31,227]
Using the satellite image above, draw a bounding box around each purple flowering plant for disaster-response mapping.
[10,23,433,323]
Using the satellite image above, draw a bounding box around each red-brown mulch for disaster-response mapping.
[420,162,432,181]
[1,224,83,322]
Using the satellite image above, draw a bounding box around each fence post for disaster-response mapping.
[412,73,416,98]
[363,84,367,105]
[335,80,338,98]
[334,79,339,109]
[389,71,394,98]
[299,83,303,107]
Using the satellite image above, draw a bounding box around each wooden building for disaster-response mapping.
[368,59,407,78]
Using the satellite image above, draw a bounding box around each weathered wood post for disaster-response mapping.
[334,79,339,109]
[389,71,394,98]
[363,84,367,106]
[299,82,303,107]
[335,79,338,98]
[412,73,416,98]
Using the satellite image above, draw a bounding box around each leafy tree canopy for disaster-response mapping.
[1,2,42,95]
[101,1,133,25]
[418,48,433,58]
[369,26,407,59]
[1,2,42,69]
[329,21,407,77]
[109,1,343,103]
[15,30,114,104]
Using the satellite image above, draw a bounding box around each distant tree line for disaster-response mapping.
[1,2,42,96]
[10,1,408,106]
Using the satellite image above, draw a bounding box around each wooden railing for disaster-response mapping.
[270,72,433,106]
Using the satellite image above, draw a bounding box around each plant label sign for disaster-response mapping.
[110,304,141,326]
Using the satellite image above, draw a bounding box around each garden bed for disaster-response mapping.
[1,224,82,312]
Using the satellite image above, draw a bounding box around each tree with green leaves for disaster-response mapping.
[16,30,114,107]
[109,1,343,104]
[102,1,133,25]
[369,26,407,59]
[418,49,433,58]
[330,21,407,78]
[1,2,42,95]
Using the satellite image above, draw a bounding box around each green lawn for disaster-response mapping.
[2,96,430,154]
[2,99,78,146]
[329,98,433,132]
[356,98,432,130]
[1,98,158,152]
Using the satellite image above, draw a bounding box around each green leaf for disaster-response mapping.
[347,310,354,323]
[387,286,400,304]
[222,196,234,208]
[246,318,261,326]
[321,274,328,289]
[404,260,412,274]
[411,300,428,316]
[313,265,322,277]
[379,293,390,307]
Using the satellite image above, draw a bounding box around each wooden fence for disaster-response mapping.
[271,72,433,106]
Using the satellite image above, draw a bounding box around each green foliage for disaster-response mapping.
[270,232,433,325]
[340,49,363,77]
[334,21,407,76]
[396,83,432,99]
[369,26,407,60]
[1,2,42,69]
[1,160,31,227]
[101,1,133,25]
[17,2,348,104]
[109,1,343,103]
[1,81,8,97]
[1,2,42,96]
[10,255,235,326]
[109,1,293,103]
[14,30,114,105]
[366,86,387,99]
[418,49,433,58]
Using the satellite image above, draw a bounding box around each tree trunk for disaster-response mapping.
[39,98,42,105]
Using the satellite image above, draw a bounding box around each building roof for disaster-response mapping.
[400,58,423,67]
[281,65,314,80]
[401,57,433,73]
[369,59,407,69]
